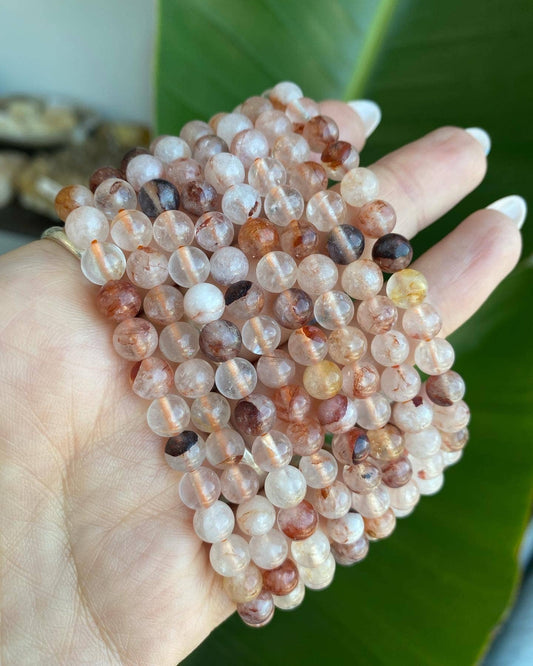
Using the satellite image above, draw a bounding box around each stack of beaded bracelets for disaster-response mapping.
[52,82,470,628]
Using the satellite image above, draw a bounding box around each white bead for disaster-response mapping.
[236,495,276,536]
[168,246,210,287]
[273,578,305,610]
[404,426,442,458]
[81,241,126,285]
[210,247,249,285]
[152,135,191,162]
[249,529,288,570]
[193,500,235,543]
[351,485,390,518]
[370,330,410,366]
[415,473,445,496]
[388,480,420,514]
[298,552,335,590]
[392,396,433,432]
[216,112,253,146]
[380,364,421,402]
[215,358,257,399]
[340,167,379,206]
[264,467,307,508]
[110,209,153,251]
[65,205,109,249]
[146,394,190,436]
[356,393,391,430]
[183,283,225,325]
[290,529,330,567]
[221,183,261,225]
[209,535,250,577]
[326,512,365,544]
[256,251,297,293]
[241,315,281,355]
[174,359,214,398]
[415,338,455,375]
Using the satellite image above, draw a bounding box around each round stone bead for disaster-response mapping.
[204,153,245,194]
[210,534,251,577]
[247,156,287,195]
[303,360,343,400]
[403,302,442,340]
[237,495,276,537]
[272,385,312,422]
[355,392,391,429]
[269,81,304,108]
[215,358,257,399]
[210,247,249,286]
[225,280,265,319]
[342,360,380,399]
[273,288,313,329]
[249,529,289,569]
[327,326,367,364]
[425,371,466,406]
[179,467,221,509]
[440,428,469,452]
[138,179,180,219]
[143,285,184,326]
[237,591,275,628]
[367,424,404,461]
[193,134,228,167]
[233,393,277,436]
[262,559,299,596]
[96,280,142,321]
[291,529,330,568]
[65,205,109,249]
[410,452,444,482]
[151,135,191,162]
[332,428,371,465]
[165,158,202,188]
[193,500,235,543]
[55,184,94,221]
[370,329,410,366]
[308,481,352,519]
[221,183,261,225]
[147,394,190,436]
[190,393,231,433]
[159,322,199,362]
[242,315,282,355]
[285,96,320,123]
[153,210,194,251]
[174,359,214,399]
[264,185,304,227]
[199,319,241,362]
[326,511,365,544]
[343,461,382,494]
[183,283,225,325]
[331,536,369,565]
[415,338,455,375]
[306,190,346,232]
[386,269,428,308]
[221,464,260,504]
[381,364,421,402]
[164,431,206,472]
[388,479,420,515]
[126,247,168,289]
[180,119,213,148]
[252,431,293,472]
[286,420,324,456]
[302,114,339,151]
[416,474,445,496]
[231,128,270,168]
[277,500,318,540]
[298,553,336,590]
[320,140,360,181]
[372,233,413,273]
[364,508,397,541]
[297,254,338,295]
[316,395,358,434]
[216,112,253,146]
[272,132,310,166]
[180,180,218,216]
[256,350,295,388]
[256,251,297,293]
[168,246,210,287]
[381,457,413,488]
[195,211,234,252]
[238,218,280,258]
[110,209,152,251]
[112,318,158,361]
[126,154,164,191]
[443,450,463,467]
[89,167,124,194]
[265,467,307,509]
[351,484,391,518]
[355,199,396,237]
[205,427,245,468]
[241,95,274,121]
[404,426,442,458]
[392,395,434,432]
[314,290,355,330]
[299,451,338,489]
[130,356,174,400]
[341,259,383,300]
[432,400,470,433]
[327,224,365,264]
[280,218,319,259]
[81,241,126,285]
[120,147,150,173]
[287,161,328,201]
[340,167,380,206]
[288,326,328,366]
[357,296,398,335]
[94,178,137,218]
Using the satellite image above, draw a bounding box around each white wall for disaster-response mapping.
[0,0,155,125]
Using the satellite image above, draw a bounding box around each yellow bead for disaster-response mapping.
[303,360,342,399]
[386,269,428,309]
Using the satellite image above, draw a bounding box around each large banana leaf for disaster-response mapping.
[156,1,533,663]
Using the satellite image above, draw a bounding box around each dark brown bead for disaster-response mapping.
[277,500,318,540]
[273,288,313,329]
[355,199,396,238]
[138,179,180,218]
[327,224,365,264]
[199,319,241,362]
[261,559,299,596]
[372,233,413,273]
[120,147,150,173]
[272,384,312,422]
[426,371,466,406]
[302,115,339,151]
[238,217,280,258]
[382,456,412,488]
[181,180,217,216]
[96,280,142,321]
[165,431,200,457]
[321,140,355,171]
[317,394,349,430]
[287,161,328,200]
[234,394,277,436]
[224,280,265,319]
[280,218,319,259]
[89,166,124,193]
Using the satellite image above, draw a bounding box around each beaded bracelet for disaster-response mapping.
[48,81,470,628]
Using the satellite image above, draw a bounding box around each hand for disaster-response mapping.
[0,101,522,665]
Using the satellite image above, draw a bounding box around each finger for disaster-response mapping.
[318,100,381,152]
[411,206,523,337]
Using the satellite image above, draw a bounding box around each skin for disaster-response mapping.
[0,101,523,665]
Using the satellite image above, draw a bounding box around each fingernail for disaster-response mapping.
[465,127,491,155]
[487,195,527,229]
[347,100,381,138]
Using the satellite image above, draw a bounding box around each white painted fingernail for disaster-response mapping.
[487,195,527,229]
[347,100,382,138]
[465,127,491,155]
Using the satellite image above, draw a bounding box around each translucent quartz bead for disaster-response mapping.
[205,427,245,468]
[204,153,245,194]
[130,356,174,400]
[381,456,413,488]
[238,218,280,259]
[96,280,141,321]
[81,240,126,285]
[402,302,442,341]
[256,251,297,293]
[306,190,346,232]
[410,452,444,481]
[183,282,225,325]
[288,326,328,366]
[341,259,383,300]
[286,420,324,456]
[269,81,303,107]
[263,559,300,597]
[193,134,228,167]
[356,393,391,430]
[138,179,180,220]
[370,329,410,366]
[147,394,190,436]
[303,114,339,152]
[299,450,338,488]
[367,424,404,461]
[221,183,261,225]
[291,529,330,568]
[224,562,263,604]
[386,268,428,308]
[216,112,253,146]
[89,167,124,194]
[120,146,149,172]
[180,180,218,216]
[159,321,199,362]
[332,428,370,465]
[388,479,420,515]
[55,184,94,221]
[190,393,231,433]
[319,140,361,185]
[272,132,310,166]
[392,395,434,432]
[286,96,320,123]
[298,552,336,590]
[237,590,275,628]
[252,431,293,471]
[416,473,444,496]
[443,450,463,467]
[342,360,380,399]
[314,291,355,330]
[151,134,191,162]
[153,210,194,251]
[404,426,442,458]
[381,364,421,402]
[112,318,158,361]
[425,370,465,406]
[257,350,295,389]
[195,211,234,252]
[179,467,221,509]
[372,233,413,273]
[248,157,287,196]
[264,185,304,227]
[317,397,358,438]
[343,462,382,493]
[250,529,289,569]
[193,500,235,543]
[210,247,249,286]
[143,285,184,326]
[364,508,396,541]
[287,161,328,201]
[414,338,455,375]
[308,481,352,519]
[303,360,342,400]
[327,326,367,365]
[241,315,281,355]
[241,95,274,122]
[234,393,277,436]
[326,511,365,544]
[237,495,276,536]
[164,431,206,472]
[215,358,257,399]
[110,209,152,251]
[168,246,210,287]
[179,119,213,148]
[432,400,470,433]
[280,219,319,260]
[210,535,250,577]
[357,296,398,335]
[165,158,202,188]
[277,500,318,540]
[221,464,260,504]
[273,385,312,423]
[327,224,365,265]
[440,427,469,452]
[199,319,241,362]
[351,484,390,518]
[126,154,164,191]
[264,467,307,508]
[126,247,168,289]
[340,167,380,207]
[94,178,137,218]
[174,359,214,399]
[296,254,338,295]
[355,199,396,237]
[331,536,369,566]
[255,110,293,146]
[65,205,109,249]
[231,128,269,168]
